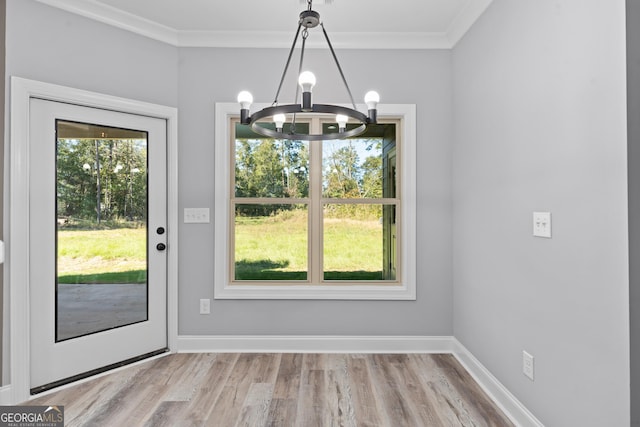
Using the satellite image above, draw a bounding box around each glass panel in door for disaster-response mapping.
[56,120,148,341]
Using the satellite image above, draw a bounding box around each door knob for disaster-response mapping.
[156,243,166,251]
[157,227,165,235]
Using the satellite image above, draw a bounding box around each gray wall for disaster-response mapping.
[5,0,178,108]
[452,1,630,426]
[6,0,633,423]
[177,47,453,335]
[628,0,640,424]
[5,0,454,340]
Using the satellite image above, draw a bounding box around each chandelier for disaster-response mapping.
[237,0,380,141]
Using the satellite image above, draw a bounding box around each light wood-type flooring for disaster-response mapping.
[27,353,515,426]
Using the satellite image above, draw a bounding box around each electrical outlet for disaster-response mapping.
[533,212,551,238]
[523,351,534,381]
[199,298,210,315]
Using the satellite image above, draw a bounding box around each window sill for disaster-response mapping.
[214,283,416,300]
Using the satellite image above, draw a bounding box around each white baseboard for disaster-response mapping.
[452,338,544,427]
[177,335,455,353]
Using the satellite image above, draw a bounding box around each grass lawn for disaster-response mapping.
[58,213,385,283]
[57,227,147,284]
[235,213,383,280]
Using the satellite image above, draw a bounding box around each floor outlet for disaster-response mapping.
[199,298,210,314]
[523,351,534,381]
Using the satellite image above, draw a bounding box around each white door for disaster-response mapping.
[29,98,167,392]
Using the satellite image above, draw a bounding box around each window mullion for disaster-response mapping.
[309,117,323,284]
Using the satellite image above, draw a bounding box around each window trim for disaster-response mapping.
[214,102,416,300]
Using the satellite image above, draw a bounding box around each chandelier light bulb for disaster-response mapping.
[336,114,348,131]
[364,91,380,124]
[238,91,253,124]
[298,71,317,92]
[273,113,286,131]
[237,91,253,110]
[364,91,380,110]
[299,71,316,111]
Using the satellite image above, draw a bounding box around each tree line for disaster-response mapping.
[57,138,147,224]
[235,138,384,218]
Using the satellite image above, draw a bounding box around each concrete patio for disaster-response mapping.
[57,283,147,341]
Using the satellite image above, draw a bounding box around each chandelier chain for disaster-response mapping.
[273,23,303,106]
[291,27,309,133]
[307,0,313,11]
[321,23,358,110]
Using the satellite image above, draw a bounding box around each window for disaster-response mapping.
[215,103,416,300]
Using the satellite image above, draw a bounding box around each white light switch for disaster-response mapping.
[184,208,210,223]
[523,350,535,381]
[533,212,551,238]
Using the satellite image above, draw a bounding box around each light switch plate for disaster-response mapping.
[184,208,210,223]
[533,212,551,238]
[523,350,535,381]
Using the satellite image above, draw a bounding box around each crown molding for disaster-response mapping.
[35,0,492,49]
[446,0,494,46]
[35,0,179,45]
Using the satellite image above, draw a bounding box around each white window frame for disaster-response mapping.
[214,102,416,300]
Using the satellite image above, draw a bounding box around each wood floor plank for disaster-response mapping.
[265,398,297,427]
[429,354,516,427]
[297,370,325,427]
[384,354,448,426]
[412,354,481,426]
[272,353,302,399]
[81,359,179,427]
[295,355,326,427]
[345,355,386,427]
[366,354,422,426]
[24,352,516,427]
[324,354,357,427]
[234,382,274,427]
[205,353,280,426]
[204,353,257,426]
[163,353,218,402]
[79,380,158,426]
[32,363,149,427]
[181,353,240,426]
[407,354,472,425]
[203,385,238,427]
[28,373,109,408]
[141,401,189,427]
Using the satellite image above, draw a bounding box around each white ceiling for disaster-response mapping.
[35,0,493,49]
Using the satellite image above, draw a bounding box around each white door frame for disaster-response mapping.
[8,77,179,403]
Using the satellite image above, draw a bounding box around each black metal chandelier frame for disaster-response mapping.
[238,0,378,141]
